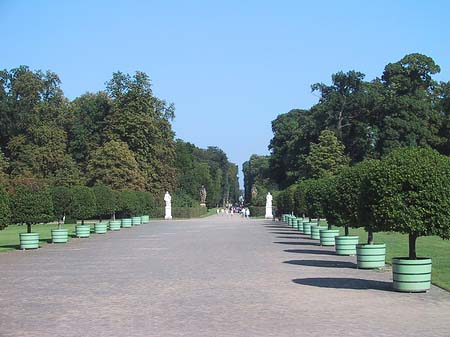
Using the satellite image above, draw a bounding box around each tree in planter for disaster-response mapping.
[117,190,140,218]
[333,160,381,241]
[50,186,72,229]
[363,147,450,259]
[11,183,54,233]
[69,186,97,225]
[304,178,329,223]
[92,185,116,221]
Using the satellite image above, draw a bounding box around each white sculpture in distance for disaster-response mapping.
[164,191,172,220]
[265,192,273,219]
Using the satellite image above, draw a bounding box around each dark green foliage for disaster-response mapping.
[11,181,54,232]
[303,178,330,220]
[362,147,450,258]
[68,186,96,224]
[0,183,11,229]
[50,186,72,224]
[117,190,140,217]
[92,185,116,220]
[306,130,350,178]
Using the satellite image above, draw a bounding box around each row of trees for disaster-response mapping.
[0,183,161,232]
[244,53,450,199]
[276,147,450,259]
[0,66,239,209]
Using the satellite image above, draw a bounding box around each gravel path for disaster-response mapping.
[1,216,449,337]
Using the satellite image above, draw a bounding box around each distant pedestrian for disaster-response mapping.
[216,208,220,216]
[245,208,250,218]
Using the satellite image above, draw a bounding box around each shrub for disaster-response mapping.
[69,186,97,225]
[51,186,72,228]
[0,183,11,230]
[362,147,450,259]
[11,182,54,233]
[92,185,116,220]
[117,190,140,218]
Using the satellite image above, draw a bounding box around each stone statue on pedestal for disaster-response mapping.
[164,191,172,220]
[265,192,273,219]
[200,185,207,207]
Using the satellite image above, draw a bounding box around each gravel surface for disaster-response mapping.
[1,216,449,337]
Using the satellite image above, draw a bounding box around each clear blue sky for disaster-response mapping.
[2,1,450,187]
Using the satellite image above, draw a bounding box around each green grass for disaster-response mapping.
[344,227,450,291]
[0,223,92,252]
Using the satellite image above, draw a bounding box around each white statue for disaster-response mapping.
[265,192,273,219]
[164,191,172,220]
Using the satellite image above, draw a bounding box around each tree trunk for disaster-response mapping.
[328,223,332,230]
[27,223,32,233]
[112,212,116,221]
[345,225,349,236]
[367,230,374,245]
[409,233,418,259]
[81,219,84,225]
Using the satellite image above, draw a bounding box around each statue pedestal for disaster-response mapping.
[265,206,273,219]
[165,206,172,220]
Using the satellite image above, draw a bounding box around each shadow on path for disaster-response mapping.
[292,277,392,291]
[270,231,303,235]
[284,259,356,269]
[277,236,303,239]
[284,248,336,255]
[274,241,316,246]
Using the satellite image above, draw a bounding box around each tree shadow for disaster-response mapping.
[284,248,336,255]
[273,241,316,246]
[264,225,290,229]
[284,259,356,269]
[276,236,303,239]
[270,231,301,235]
[292,277,392,291]
[0,244,20,250]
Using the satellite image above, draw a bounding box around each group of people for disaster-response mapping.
[216,207,251,218]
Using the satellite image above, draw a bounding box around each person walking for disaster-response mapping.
[245,208,250,219]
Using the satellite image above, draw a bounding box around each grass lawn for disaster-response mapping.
[345,227,450,291]
[0,223,92,252]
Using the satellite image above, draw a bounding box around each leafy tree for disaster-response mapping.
[50,186,72,229]
[69,186,96,225]
[104,71,177,194]
[306,129,350,178]
[376,53,442,155]
[117,190,140,217]
[304,178,330,222]
[11,181,54,233]
[0,183,11,229]
[331,160,379,239]
[86,140,145,190]
[362,147,450,259]
[92,185,116,221]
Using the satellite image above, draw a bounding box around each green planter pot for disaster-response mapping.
[51,229,69,243]
[132,216,142,226]
[335,235,359,255]
[141,215,150,223]
[94,222,108,234]
[310,225,327,240]
[319,229,340,246]
[392,257,432,292]
[19,233,40,249]
[296,219,303,232]
[356,243,386,269]
[303,222,312,235]
[109,220,121,231]
[121,218,133,228]
[75,224,91,238]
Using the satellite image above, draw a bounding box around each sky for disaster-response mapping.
[1,1,450,187]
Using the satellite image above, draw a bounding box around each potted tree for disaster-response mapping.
[69,186,97,238]
[92,185,116,234]
[50,186,72,243]
[317,177,340,246]
[330,162,379,255]
[304,179,327,240]
[11,181,54,249]
[118,190,139,228]
[364,147,450,292]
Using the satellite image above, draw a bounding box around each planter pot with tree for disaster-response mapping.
[93,185,117,231]
[94,222,108,234]
[364,148,450,292]
[50,186,73,244]
[109,220,121,231]
[69,186,97,238]
[304,178,330,241]
[11,182,54,250]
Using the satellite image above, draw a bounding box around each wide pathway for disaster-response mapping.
[1,216,450,337]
